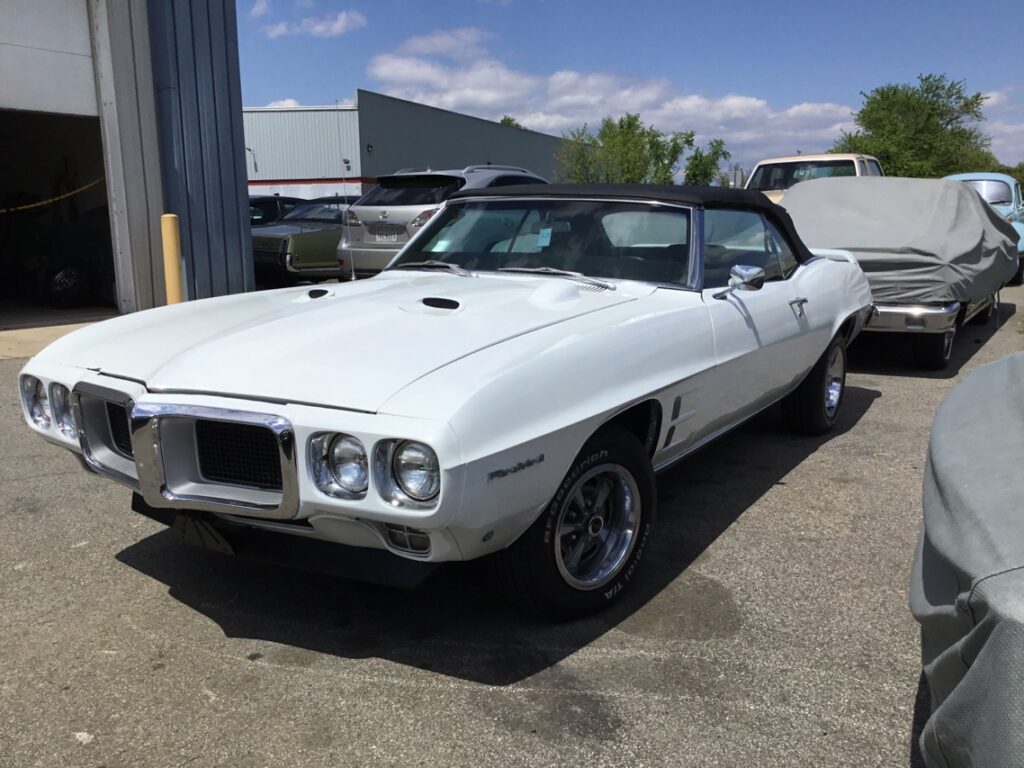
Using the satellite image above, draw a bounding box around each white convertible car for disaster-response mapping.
[19,185,872,617]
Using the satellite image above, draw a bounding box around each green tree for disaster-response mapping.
[683,138,732,186]
[832,74,995,177]
[499,115,523,128]
[556,114,693,183]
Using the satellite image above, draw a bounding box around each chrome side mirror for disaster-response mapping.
[713,265,765,299]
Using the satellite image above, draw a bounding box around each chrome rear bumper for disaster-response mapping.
[866,302,961,334]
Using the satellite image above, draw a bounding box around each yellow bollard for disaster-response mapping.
[160,213,184,304]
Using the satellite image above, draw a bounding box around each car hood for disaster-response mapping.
[39,272,644,413]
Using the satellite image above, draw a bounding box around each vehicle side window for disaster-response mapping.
[857,159,867,176]
[867,160,883,177]
[766,220,799,278]
[702,209,782,289]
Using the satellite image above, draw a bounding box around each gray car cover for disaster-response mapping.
[910,352,1024,768]
[783,177,1019,303]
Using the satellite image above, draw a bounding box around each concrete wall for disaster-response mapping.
[356,90,562,180]
[90,0,166,312]
[0,0,98,116]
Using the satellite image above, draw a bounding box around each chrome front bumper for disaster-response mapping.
[866,302,961,334]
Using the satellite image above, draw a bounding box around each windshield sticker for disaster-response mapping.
[537,228,552,247]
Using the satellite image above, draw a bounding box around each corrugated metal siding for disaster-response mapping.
[148,0,252,299]
[243,109,361,180]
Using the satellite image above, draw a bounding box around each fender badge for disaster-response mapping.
[488,454,545,482]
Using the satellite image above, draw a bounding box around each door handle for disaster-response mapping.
[789,297,809,317]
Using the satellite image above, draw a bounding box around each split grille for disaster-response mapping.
[195,420,283,491]
[106,401,134,457]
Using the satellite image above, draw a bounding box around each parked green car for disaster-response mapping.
[251,196,358,286]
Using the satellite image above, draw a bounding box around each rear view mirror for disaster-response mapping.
[713,264,765,300]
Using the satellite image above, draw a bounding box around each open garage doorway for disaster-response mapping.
[0,109,117,329]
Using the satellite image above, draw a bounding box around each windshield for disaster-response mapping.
[357,176,464,207]
[390,199,692,286]
[748,159,856,190]
[281,200,347,222]
[963,179,1012,206]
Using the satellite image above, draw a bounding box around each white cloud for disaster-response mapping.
[367,29,1024,169]
[265,10,366,39]
[249,0,270,18]
[396,27,491,60]
[265,98,301,107]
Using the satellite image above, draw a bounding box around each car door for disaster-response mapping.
[699,208,807,429]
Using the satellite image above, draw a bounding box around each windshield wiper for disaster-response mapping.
[497,266,615,290]
[390,260,472,276]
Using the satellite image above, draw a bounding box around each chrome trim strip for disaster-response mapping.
[131,403,300,520]
[866,302,961,333]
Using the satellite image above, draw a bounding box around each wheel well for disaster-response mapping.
[603,399,662,458]
[839,314,857,344]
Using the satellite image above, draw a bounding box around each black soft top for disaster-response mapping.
[448,183,813,262]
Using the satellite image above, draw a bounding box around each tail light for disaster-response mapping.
[410,208,438,228]
[344,208,361,226]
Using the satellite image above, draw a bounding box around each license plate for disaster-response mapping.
[374,232,398,243]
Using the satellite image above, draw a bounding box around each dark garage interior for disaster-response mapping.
[0,109,117,329]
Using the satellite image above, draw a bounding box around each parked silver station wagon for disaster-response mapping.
[337,165,548,279]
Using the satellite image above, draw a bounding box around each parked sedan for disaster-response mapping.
[248,195,304,227]
[19,184,872,618]
[251,195,358,285]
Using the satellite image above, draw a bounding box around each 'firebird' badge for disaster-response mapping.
[488,454,545,482]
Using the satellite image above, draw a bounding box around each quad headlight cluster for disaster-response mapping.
[308,433,441,506]
[20,376,78,440]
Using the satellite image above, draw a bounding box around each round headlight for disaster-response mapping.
[392,441,440,501]
[329,434,368,494]
[20,376,51,429]
[50,383,77,439]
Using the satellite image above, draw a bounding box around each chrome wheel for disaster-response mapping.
[823,343,845,419]
[554,463,640,591]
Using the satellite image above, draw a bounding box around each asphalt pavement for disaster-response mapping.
[1,286,1022,768]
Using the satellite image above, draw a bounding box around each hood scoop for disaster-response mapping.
[422,297,460,310]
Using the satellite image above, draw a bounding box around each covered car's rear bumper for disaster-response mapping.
[866,302,961,334]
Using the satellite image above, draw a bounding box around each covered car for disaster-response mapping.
[783,177,1019,369]
[20,184,872,618]
[910,352,1024,768]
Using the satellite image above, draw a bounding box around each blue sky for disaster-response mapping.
[237,0,1024,169]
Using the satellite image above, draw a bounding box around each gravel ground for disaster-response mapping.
[1,286,1022,768]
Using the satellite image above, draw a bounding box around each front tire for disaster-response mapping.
[499,426,655,619]
[782,334,847,435]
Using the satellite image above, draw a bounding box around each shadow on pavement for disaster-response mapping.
[848,301,1016,380]
[116,386,880,686]
[910,671,931,767]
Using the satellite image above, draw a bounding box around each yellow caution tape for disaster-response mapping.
[0,176,105,214]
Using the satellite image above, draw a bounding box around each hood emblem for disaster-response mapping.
[379,210,389,220]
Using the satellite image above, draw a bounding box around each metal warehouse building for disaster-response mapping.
[243,90,563,199]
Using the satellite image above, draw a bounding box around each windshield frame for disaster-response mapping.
[961,179,1013,206]
[385,195,699,291]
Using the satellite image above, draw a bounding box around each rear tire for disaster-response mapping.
[782,334,847,436]
[969,295,997,325]
[498,425,655,620]
[912,329,955,370]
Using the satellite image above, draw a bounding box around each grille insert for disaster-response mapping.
[106,401,134,457]
[195,420,282,491]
